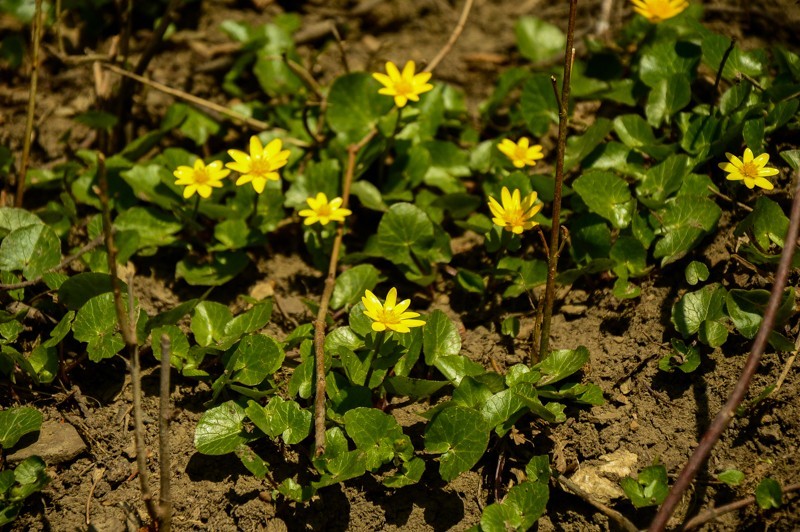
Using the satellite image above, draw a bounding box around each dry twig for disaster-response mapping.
[16,0,44,208]
[424,0,474,73]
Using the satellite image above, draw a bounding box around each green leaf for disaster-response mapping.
[564,119,613,171]
[383,457,425,488]
[610,236,648,277]
[572,170,634,229]
[613,114,658,148]
[501,316,520,338]
[245,397,311,445]
[535,346,590,386]
[74,110,117,130]
[9,456,49,502]
[114,206,181,251]
[327,73,394,144]
[384,376,448,398]
[755,478,782,509]
[423,310,461,365]
[638,154,693,207]
[701,31,765,81]
[0,407,42,448]
[228,334,285,385]
[514,17,565,63]
[498,257,548,298]
[743,117,765,154]
[285,159,341,210]
[176,251,249,286]
[224,301,273,340]
[235,445,270,479]
[350,180,388,212]
[277,478,315,503]
[191,301,233,347]
[671,283,727,337]
[639,41,701,88]
[621,464,669,508]
[646,74,692,127]
[735,197,789,250]
[0,224,61,279]
[425,406,490,481]
[331,265,383,310]
[72,292,126,362]
[520,74,559,136]
[434,356,485,386]
[480,389,527,434]
[194,401,251,455]
[0,207,42,236]
[685,261,709,285]
[375,202,435,268]
[780,149,800,172]
[455,269,485,295]
[654,196,721,266]
[344,408,412,469]
[717,469,745,487]
[726,288,795,339]
[480,480,549,532]
[58,273,122,310]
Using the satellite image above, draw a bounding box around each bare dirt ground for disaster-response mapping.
[3,0,800,530]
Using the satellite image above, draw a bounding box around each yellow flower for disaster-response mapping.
[718,148,779,190]
[361,287,425,333]
[298,192,352,226]
[631,0,689,22]
[497,138,545,168]
[488,187,542,234]
[173,159,229,199]
[372,60,434,108]
[226,136,290,194]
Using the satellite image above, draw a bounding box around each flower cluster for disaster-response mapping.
[173,135,290,199]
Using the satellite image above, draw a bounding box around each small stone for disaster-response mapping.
[561,304,587,317]
[7,420,86,464]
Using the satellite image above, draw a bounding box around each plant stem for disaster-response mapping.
[710,38,736,116]
[158,333,172,532]
[96,154,159,524]
[424,0,474,73]
[681,482,800,531]
[16,0,43,208]
[313,129,377,456]
[538,0,577,361]
[649,172,800,531]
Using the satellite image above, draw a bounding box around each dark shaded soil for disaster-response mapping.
[3,0,800,530]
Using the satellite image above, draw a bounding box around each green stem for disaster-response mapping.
[363,331,386,388]
[250,191,260,225]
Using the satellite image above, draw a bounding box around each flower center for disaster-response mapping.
[513,147,528,162]
[395,79,414,96]
[316,204,333,217]
[250,157,272,176]
[193,169,209,184]
[741,162,759,180]
[648,0,673,18]
[376,308,399,324]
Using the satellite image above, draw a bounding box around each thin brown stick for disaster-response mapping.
[424,0,474,73]
[707,185,753,212]
[283,56,324,100]
[555,473,638,532]
[538,0,578,361]
[0,233,109,291]
[330,25,350,74]
[16,0,44,208]
[773,330,800,393]
[158,333,172,531]
[313,129,378,456]
[681,482,800,531]
[96,154,159,524]
[649,173,800,531]
[101,63,268,133]
[84,466,106,525]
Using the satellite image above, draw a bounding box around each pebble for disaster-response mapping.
[7,420,87,464]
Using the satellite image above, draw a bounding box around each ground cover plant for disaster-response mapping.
[1,0,799,530]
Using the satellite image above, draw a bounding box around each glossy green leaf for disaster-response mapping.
[331,265,383,310]
[639,41,701,88]
[383,457,425,488]
[480,480,549,531]
[654,196,721,266]
[114,206,182,251]
[228,334,285,385]
[514,17,565,63]
[701,31,765,81]
[613,114,658,148]
[191,301,233,347]
[425,406,490,481]
[58,273,121,310]
[520,73,559,136]
[572,170,634,229]
[345,408,412,468]
[735,197,789,250]
[646,74,692,127]
[0,207,42,236]
[327,73,394,143]
[671,283,727,338]
[535,346,590,386]
[375,202,435,267]
[621,464,669,508]
[564,118,613,171]
[72,292,125,362]
[435,355,486,386]
[685,261,710,286]
[384,376,448,398]
[423,310,461,365]
[717,469,745,487]
[726,288,795,339]
[755,478,782,509]
[235,445,270,479]
[638,154,693,207]
[194,401,252,455]
[245,397,311,445]
[0,224,60,280]
[176,251,249,286]
[0,407,42,448]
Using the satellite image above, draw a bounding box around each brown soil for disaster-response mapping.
[3,0,800,531]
